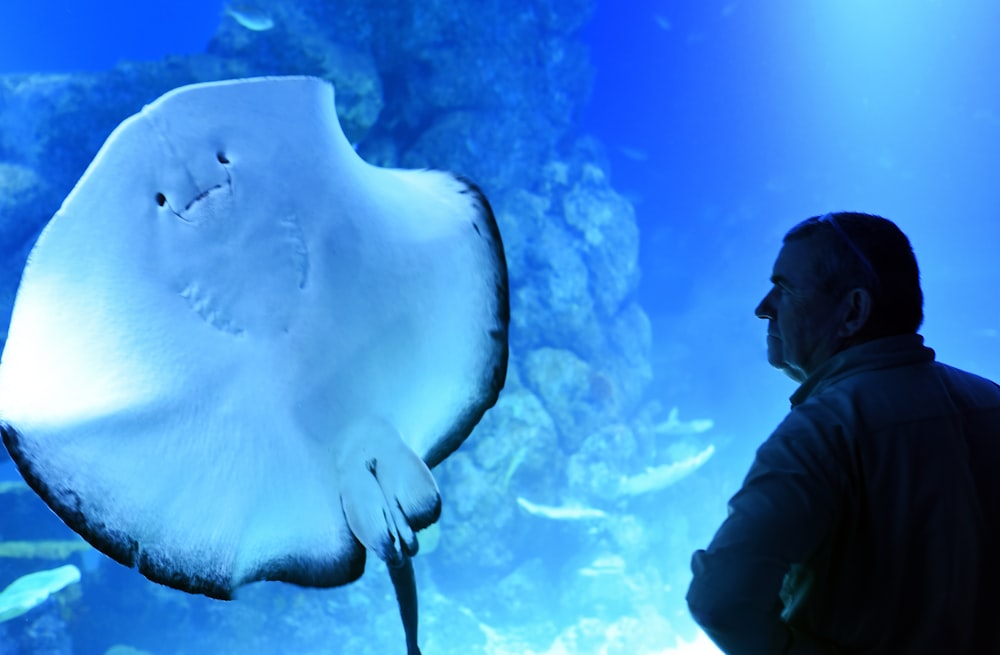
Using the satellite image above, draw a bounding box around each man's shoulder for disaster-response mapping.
[931,361,1000,407]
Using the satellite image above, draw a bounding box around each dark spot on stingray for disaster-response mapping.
[472,222,482,236]
[217,152,229,164]
[156,192,167,207]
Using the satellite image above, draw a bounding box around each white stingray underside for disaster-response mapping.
[0,77,508,598]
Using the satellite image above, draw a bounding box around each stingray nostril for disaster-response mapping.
[155,192,167,207]
[217,152,229,164]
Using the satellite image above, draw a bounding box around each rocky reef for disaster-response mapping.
[0,1,716,653]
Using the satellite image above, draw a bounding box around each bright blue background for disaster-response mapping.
[581,0,1000,469]
[0,1,222,74]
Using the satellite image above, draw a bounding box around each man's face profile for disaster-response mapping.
[755,237,844,382]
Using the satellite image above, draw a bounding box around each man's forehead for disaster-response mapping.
[772,238,821,285]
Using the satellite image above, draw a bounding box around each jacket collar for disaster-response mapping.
[790,334,935,406]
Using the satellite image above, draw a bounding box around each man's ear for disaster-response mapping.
[840,287,873,338]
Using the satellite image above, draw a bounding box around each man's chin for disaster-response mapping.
[765,337,783,369]
[766,345,804,381]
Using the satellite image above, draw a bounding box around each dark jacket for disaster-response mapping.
[687,334,1000,654]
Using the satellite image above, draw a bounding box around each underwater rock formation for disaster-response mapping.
[0,163,50,338]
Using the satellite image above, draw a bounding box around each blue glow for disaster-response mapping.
[583,0,1000,385]
[0,0,225,73]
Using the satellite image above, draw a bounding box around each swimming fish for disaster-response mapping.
[516,497,608,520]
[618,444,715,496]
[578,554,626,577]
[225,4,275,31]
[0,564,81,623]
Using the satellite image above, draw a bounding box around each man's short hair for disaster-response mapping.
[785,212,924,336]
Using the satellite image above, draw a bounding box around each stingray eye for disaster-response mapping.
[217,152,229,164]
[155,192,167,207]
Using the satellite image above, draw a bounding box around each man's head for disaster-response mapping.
[754,212,923,382]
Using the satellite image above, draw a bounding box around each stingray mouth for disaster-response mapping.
[155,151,233,223]
[183,183,228,211]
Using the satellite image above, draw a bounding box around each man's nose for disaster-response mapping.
[755,289,776,320]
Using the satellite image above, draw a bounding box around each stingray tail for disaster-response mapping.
[338,417,437,654]
[388,555,422,655]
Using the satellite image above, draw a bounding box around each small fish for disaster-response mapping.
[225,4,275,31]
[516,496,607,520]
[618,444,715,496]
[501,446,528,491]
[652,406,713,436]
[578,554,626,577]
[0,565,80,624]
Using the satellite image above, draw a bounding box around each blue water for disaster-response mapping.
[0,1,998,654]
[0,2,222,74]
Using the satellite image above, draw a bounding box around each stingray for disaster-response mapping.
[0,76,508,654]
